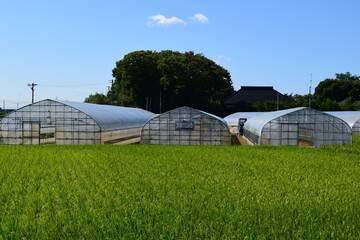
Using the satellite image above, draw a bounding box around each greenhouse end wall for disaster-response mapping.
[243,108,352,148]
[0,100,101,145]
[354,123,360,135]
[140,106,231,145]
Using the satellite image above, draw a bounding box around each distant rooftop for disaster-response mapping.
[0,109,15,113]
[223,86,293,106]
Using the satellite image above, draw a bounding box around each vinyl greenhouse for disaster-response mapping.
[224,112,263,134]
[326,111,360,135]
[140,106,232,145]
[242,107,352,147]
[0,99,155,145]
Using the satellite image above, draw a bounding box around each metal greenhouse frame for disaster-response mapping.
[140,106,231,145]
[243,107,352,147]
[326,111,360,135]
[0,99,155,145]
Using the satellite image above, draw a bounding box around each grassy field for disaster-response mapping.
[0,137,360,239]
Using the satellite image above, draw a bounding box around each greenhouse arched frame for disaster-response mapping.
[140,106,231,145]
[243,107,352,147]
[0,99,155,145]
[326,111,360,135]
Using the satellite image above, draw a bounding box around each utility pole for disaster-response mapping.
[159,90,162,114]
[309,74,312,108]
[108,79,114,105]
[28,83,38,104]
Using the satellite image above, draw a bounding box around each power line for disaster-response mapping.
[1,100,29,104]
[38,83,109,88]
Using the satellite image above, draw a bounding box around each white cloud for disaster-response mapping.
[214,55,231,65]
[147,14,185,27]
[190,13,209,23]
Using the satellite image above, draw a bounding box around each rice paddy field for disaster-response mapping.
[0,137,360,239]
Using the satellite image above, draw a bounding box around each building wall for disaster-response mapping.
[140,107,231,145]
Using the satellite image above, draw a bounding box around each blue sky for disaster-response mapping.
[1,0,359,109]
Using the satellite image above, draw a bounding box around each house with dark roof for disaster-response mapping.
[0,108,14,114]
[223,86,294,108]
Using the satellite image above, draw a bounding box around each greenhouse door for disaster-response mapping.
[280,123,298,146]
[40,126,56,145]
[22,121,40,145]
[298,123,315,147]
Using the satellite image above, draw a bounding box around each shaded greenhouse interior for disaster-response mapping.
[140,106,232,145]
[326,111,360,135]
[241,107,352,148]
[0,99,155,145]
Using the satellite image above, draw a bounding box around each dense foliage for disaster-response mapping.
[84,93,109,105]
[315,72,360,103]
[285,72,360,111]
[1,138,360,239]
[85,50,234,115]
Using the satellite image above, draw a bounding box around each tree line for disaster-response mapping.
[229,72,360,113]
[287,72,360,111]
[85,50,360,115]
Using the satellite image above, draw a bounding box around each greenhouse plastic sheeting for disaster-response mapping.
[243,107,352,147]
[0,99,155,145]
[55,100,156,131]
[224,112,265,127]
[326,111,360,135]
[141,106,231,145]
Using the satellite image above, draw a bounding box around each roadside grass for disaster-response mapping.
[0,138,359,239]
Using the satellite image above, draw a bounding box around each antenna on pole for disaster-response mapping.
[28,83,38,104]
[309,74,312,108]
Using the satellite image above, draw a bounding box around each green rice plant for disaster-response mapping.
[0,143,359,239]
[321,135,360,153]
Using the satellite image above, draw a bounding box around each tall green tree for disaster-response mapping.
[110,50,234,115]
[314,72,360,102]
[112,50,161,109]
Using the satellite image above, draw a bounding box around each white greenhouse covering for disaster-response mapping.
[224,112,264,133]
[0,99,155,145]
[140,106,231,145]
[326,111,360,135]
[243,107,352,147]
